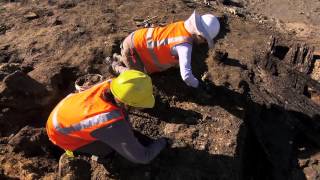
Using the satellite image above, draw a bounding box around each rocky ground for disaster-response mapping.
[0,0,319,180]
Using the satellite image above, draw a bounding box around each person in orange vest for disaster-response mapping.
[107,11,220,89]
[46,70,167,164]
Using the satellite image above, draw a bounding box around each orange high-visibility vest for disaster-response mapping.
[133,21,193,73]
[46,80,124,151]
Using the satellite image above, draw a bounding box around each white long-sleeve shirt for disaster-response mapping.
[172,43,199,88]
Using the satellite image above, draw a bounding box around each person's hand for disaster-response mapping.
[198,80,208,92]
[195,80,214,102]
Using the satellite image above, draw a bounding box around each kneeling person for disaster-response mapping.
[46,70,167,164]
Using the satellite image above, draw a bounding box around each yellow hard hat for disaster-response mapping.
[110,70,155,108]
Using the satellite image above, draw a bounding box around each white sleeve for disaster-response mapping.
[175,43,199,88]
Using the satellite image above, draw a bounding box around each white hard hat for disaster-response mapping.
[201,14,220,41]
[184,11,220,48]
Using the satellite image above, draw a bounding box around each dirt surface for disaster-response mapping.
[244,0,320,48]
[0,0,319,180]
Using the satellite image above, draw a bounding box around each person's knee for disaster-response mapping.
[129,155,152,164]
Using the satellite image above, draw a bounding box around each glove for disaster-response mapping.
[199,80,214,93]
[195,80,214,101]
[198,80,208,91]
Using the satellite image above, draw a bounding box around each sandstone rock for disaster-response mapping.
[8,126,53,157]
[58,0,77,9]
[1,71,47,96]
[24,12,39,20]
[50,18,63,26]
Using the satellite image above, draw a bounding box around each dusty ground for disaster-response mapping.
[244,0,320,48]
[0,0,319,180]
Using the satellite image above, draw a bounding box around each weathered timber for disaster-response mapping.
[243,37,320,180]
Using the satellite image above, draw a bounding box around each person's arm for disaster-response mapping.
[176,43,199,88]
[90,120,166,164]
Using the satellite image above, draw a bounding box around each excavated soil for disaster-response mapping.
[0,0,319,180]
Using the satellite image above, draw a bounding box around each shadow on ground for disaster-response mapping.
[99,127,245,180]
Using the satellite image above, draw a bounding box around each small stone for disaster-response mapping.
[133,17,144,22]
[51,18,62,26]
[202,114,211,121]
[186,2,196,8]
[58,1,77,9]
[171,95,177,101]
[298,159,309,168]
[163,123,185,135]
[24,173,38,180]
[201,72,209,81]
[76,27,86,35]
[199,144,206,150]
[91,155,98,162]
[298,147,306,152]
[24,12,39,20]
[1,108,9,113]
[171,140,187,148]
[227,142,236,147]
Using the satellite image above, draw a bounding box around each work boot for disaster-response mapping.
[58,152,91,179]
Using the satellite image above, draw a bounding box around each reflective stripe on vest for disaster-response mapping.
[144,28,192,71]
[53,109,122,135]
[129,32,147,71]
[145,28,168,70]
[146,28,193,48]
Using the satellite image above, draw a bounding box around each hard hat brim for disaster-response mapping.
[137,94,155,108]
